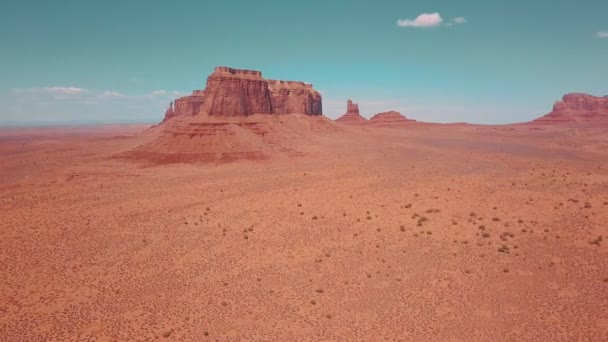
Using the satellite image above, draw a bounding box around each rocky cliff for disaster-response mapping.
[335,99,368,124]
[268,80,322,115]
[164,66,322,120]
[534,93,608,124]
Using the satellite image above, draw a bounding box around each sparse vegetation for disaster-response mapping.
[590,235,603,246]
[417,216,428,226]
[162,329,174,338]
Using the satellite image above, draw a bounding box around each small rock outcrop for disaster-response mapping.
[534,93,608,124]
[335,99,368,124]
[165,66,322,119]
[370,111,415,125]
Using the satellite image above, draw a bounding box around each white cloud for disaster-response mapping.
[397,13,467,28]
[152,90,167,96]
[397,13,443,28]
[597,31,608,38]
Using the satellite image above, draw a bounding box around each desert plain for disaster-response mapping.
[1,116,607,341]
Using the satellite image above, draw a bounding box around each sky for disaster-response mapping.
[1,0,607,125]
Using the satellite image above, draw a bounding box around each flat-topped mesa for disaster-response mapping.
[370,111,415,125]
[553,93,608,112]
[336,99,367,124]
[164,66,323,119]
[534,93,608,124]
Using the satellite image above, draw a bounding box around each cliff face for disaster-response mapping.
[268,80,322,115]
[534,93,608,123]
[163,67,322,120]
[172,93,206,117]
[335,99,368,124]
[554,93,608,112]
[346,99,359,114]
[201,67,273,116]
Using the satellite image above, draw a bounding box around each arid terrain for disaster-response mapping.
[1,119,607,341]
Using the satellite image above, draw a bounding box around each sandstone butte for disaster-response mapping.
[335,99,368,124]
[162,66,322,121]
[533,93,608,124]
[369,110,415,125]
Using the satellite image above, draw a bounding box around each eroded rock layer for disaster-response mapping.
[163,67,322,120]
[534,93,608,124]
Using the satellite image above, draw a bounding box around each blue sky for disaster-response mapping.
[1,0,607,125]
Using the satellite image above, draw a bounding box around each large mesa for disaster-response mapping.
[370,111,415,125]
[533,93,608,124]
[163,66,322,120]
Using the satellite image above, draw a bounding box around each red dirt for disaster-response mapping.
[1,121,607,341]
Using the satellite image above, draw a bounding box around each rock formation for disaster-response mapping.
[335,99,368,124]
[162,101,175,122]
[370,111,415,125]
[347,99,359,114]
[164,66,322,120]
[534,93,608,124]
[129,66,335,164]
[268,80,322,115]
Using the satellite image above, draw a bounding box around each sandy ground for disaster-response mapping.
[1,121,607,341]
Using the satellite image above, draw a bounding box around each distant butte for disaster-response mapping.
[163,66,322,120]
[534,93,608,124]
[370,111,415,125]
[335,99,368,124]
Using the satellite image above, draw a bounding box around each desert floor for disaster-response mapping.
[1,122,607,341]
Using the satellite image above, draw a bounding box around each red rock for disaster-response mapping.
[335,99,368,124]
[370,111,415,125]
[165,66,322,119]
[534,93,608,124]
[268,80,322,115]
[162,101,175,122]
[173,92,206,117]
[201,67,273,116]
[346,99,359,114]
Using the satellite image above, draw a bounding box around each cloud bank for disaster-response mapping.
[597,31,608,38]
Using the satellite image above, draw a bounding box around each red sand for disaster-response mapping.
[1,122,607,341]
